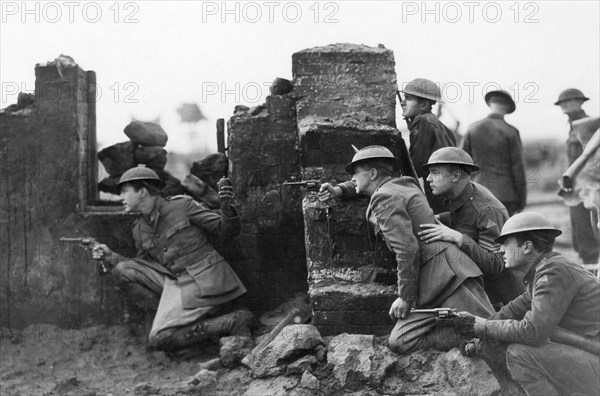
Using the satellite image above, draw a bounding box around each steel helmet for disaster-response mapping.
[485,90,516,114]
[345,145,402,174]
[399,78,443,103]
[554,88,589,106]
[118,166,165,188]
[496,212,562,243]
[422,147,479,171]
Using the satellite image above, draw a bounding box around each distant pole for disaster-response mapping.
[216,118,225,154]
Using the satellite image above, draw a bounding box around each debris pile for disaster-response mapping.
[97,121,184,196]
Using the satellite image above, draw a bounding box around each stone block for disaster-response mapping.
[124,121,168,147]
[298,120,413,179]
[328,333,374,390]
[292,43,397,126]
[244,324,324,378]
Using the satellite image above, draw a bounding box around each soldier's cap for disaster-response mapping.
[400,78,443,103]
[485,90,516,114]
[495,212,562,243]
[345,145,402,174]
[118,166,165,188]
[554,88,590,106]
[422,147,480,171]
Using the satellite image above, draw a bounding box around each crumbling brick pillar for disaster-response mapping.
[228,96,308,311]
[1,61,132,329]
[294,43,411,335]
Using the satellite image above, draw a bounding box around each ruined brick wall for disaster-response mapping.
[294,44,410,336]
[227,96,308,311]
[0,63,133,329]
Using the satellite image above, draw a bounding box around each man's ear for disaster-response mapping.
[369,168,378,180]
[522,240,534,255]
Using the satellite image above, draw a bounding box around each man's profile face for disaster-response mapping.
[120,184,143,212]
[559,99,583,115]
[351,165,373,195]
[426,165,454,196]
[401,94,423,118]
[499,237,526,269]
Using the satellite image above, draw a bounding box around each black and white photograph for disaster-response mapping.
[1,1,599,395]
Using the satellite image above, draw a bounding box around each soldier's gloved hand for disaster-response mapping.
[317,183,343,202]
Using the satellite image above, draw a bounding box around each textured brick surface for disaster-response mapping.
[1,63,132,328]
[293,43,397,127]
[227,94,308,311]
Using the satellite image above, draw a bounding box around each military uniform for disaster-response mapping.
[407,112,457,214]
[461,114,526,215]
[111,195,246,348]
[353,176,494,353]
[438,182,524,306]
[566,110,600,264]
[476,251,600,395]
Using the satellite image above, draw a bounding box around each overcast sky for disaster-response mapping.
[1,0,599,153]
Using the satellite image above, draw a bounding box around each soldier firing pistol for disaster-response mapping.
[283,179,321,192]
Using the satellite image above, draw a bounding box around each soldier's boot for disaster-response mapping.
[155,309,255,352]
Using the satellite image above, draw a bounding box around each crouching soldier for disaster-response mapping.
[445,212,600,395]
[417,147,524,308]
[318,146,494,353]
[93,166,253,352]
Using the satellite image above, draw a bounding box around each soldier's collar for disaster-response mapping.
[487,113,504,120]
[445,182,474,213]
[145,196,163,224]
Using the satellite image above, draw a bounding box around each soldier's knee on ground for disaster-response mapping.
[388,332,418,355]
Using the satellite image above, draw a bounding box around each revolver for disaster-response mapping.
[410,308,459,319]
[283,180,321,191]
[60,237,108,274]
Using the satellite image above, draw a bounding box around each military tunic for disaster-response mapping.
[407,111,457,214]
[438,182,524,305]
[112,195,246,344]
[461,113,526,215]
[362,176,494,353]
[478,251,600,395]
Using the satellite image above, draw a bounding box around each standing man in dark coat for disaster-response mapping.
[318,146,493,354]
[93,166,253,352]
[417,147,524,308]
[555,88,600,265]
[461,90,526,216]
[400,78,457,213]
[445,212,600,395]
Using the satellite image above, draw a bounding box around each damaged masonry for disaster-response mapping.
[3,44,508,395]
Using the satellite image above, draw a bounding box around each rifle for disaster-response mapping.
[410,308,459,319]
[283,180,321,192]
[59,237,109,274]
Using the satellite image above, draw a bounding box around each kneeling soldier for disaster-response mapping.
[447,212,600,395]
[418,147,524,308]
[318,146,494,353]
[94,166,253,351]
